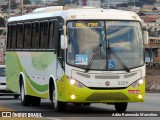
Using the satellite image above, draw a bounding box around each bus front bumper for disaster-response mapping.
[57,78,145,103]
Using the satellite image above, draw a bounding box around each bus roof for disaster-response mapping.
[8,8,142,23]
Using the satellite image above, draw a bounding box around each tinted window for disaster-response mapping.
[17,24,23,49]
[7,25,12,49]
[24,23,31,49]
[10,24,17,49]
[48,20,57,49]
[40,21,49,49]
[0,67,5,77]
[32,22,39,49]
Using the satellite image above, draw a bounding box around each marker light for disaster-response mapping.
[138,79,144,85]
[130,77,145,88]
[70,79,76,85]
[71,94,76,100]
[138,95,143,99]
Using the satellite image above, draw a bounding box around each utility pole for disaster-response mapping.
[8,0,11,18]
[44,0,45,7]
[21,0,23,15]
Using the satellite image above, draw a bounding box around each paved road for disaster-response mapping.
[0,93,160,120]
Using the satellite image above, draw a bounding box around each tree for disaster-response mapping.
[0,17,6,35]
[0,17,5,27]
[139,0,156,5]
[54,0,65,6]
[24,0,31,4]
[10,0,19,9]
[1,5,8,11]
[71,0,78,4]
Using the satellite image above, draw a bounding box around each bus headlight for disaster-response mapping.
[67,77,85,88]
[130,77,145,88]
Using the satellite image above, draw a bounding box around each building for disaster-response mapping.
[29,0,56,4]
[30,0,45,4]
[79,0,101,8]
[87,0,101,8]
[141,16,160,37]
[0,0,7,5]
[102,0,128,8]
[101,0,139,8]
[79,0,87,6]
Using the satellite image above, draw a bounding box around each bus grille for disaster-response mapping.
[86,92,129,101]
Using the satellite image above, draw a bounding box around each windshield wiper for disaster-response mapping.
[108,46,130,72]
[85,44,102,73]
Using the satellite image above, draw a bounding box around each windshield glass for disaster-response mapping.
[67,21,144,71]
[0,67,5,76]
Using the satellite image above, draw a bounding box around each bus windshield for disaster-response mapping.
[66,21,144,71]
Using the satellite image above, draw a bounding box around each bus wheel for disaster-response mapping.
[73,103,82,106]
[20,82,31,106]
[52,88,66,112]
[14,95,19,99]
[31,96,41,106]
[115,103,128,112]
[83,103,91,106]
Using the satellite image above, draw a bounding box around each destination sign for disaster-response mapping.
[72,21,102,28]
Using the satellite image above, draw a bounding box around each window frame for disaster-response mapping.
[16,23,24,50]
[48,19,58,51]
[39,20,49,50]
[10,24,17,50]
[23,22,32,50]
[31,21,40,50]
[7,24,12,49]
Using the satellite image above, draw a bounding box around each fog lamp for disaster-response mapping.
[71,94,76,100]
[138,95,143,99]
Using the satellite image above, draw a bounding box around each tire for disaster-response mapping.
[115,102,128,112]
[51,83,66,112]
[73,103,91,106]
[20,82,31,106]
[83,103,91,106]
[73,103,82,106]
[31,96,41,106]
[14,95,19,99]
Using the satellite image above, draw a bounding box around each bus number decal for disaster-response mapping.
[75,54,88,65]
[118,81,129,86]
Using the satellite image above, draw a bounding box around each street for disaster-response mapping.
[0,93,160,120]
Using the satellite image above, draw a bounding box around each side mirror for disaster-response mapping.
[143,31,148,44]
[61,35,68,49]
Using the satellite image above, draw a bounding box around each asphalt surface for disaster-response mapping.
[0,93,160,120]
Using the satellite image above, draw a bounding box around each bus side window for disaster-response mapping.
[40,21,49,49]
[10,24,17,49]
[7,25,12,49]
[24,23,31,49]
[48,20,58,50]
[32,22,39,49]
[16,23,23,49]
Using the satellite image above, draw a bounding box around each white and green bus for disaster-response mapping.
[6,7,148,112]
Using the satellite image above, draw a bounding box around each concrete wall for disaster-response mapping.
[146,75,160,92]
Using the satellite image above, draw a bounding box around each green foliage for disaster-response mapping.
[56,0,65,6]
[10,0,19,9]
[0,17,5,27]
[24,0,31,4]
[71,0,78,4]
[139,0,156,5]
